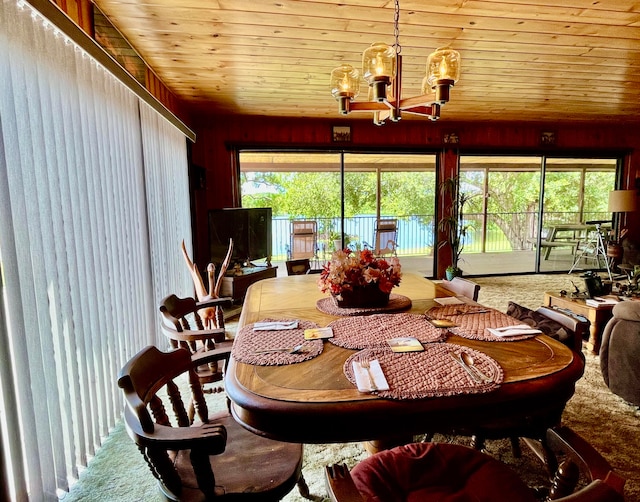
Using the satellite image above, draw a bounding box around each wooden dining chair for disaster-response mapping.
[325,427,625,502]
[118,346,310,501]
[159,294,233,393]
[286,258,311,275]
[442,276,481,301]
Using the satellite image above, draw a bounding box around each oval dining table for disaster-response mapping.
[225,273,585,448]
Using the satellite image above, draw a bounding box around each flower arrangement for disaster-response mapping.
[317,248,402,298]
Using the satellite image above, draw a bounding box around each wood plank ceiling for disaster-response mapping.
[92,0,640,123]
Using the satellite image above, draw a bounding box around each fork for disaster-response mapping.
[360,360,378,391]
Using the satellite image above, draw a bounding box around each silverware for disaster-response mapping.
[254,343,305,354]
[460,351,492,383]
[454,309,489,315]
[360,360,378,391]
[449,351,482,383]
[253,321,299,330]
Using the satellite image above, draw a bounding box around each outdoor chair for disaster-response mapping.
[290,220,318,260]
[373,219,398,256]
[325,426,625,502]
[118,346,310,501]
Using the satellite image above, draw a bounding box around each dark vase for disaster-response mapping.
[334,284,390,308]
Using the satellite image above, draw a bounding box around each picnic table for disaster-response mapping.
[534,223,593,260]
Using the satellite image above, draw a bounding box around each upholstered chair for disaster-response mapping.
[325,427,625,502]
[600,301,640,406]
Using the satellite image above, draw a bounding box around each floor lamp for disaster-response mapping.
[609,190,638,237]
[608,189,639,266]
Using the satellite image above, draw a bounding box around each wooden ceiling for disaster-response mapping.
[92,0,640,123]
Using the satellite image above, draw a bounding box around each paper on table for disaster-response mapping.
[253,321,299,331]
[434,297,465,305]
[486,324,542,337]
[352,360,390,393]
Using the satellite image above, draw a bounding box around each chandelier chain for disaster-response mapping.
[393,0,401,55]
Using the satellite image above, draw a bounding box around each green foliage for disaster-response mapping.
[438,177,479,268]
[241,170,436,223]
[241,161,616,256]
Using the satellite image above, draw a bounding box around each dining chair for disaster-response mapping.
[286,258,311,275]
[325,427,625,502]
[118,346,311,501]
[441,276,481,301]
[159,294,233,394]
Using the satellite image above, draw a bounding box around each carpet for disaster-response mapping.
[61,274,639,502]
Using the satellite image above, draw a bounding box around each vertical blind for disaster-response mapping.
[0,0,194,499]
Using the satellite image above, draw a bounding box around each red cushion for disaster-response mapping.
[350,443,537,502]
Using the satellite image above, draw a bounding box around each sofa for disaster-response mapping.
[600,301,640,406]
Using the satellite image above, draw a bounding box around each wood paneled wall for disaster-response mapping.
[190,115,640,276]
[51,0,188,123]
[51,0,93,34]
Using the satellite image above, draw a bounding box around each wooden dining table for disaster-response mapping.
[225,273,584,447]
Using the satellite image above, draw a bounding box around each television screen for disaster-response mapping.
[208,208,272,268]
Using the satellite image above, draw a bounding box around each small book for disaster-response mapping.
[585,296,618,308]
[387,336,425,352]
[434,297,465,305]
[426,318,457,328]
[304,327,334,340]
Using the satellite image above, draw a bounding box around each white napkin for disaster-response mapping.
[352,360,390,393]
[253,321,299,331]
[486,324,542,337]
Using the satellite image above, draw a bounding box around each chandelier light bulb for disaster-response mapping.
[362,42,396,102]
[330,64,361,114]
[424,48,461,104]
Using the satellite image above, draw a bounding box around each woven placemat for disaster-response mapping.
[232,319,323,365]
[426,304,538,342]
[344,345,503,399]
[328,313,446,350]
[316,293,412,316]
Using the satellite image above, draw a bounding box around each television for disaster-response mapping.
[208,207,272,269]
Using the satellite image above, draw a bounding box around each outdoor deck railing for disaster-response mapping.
[269,211,611,262]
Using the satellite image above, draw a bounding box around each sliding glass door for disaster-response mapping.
[540,158,616,273]
[239,151,438,276]
[459,155,618,274]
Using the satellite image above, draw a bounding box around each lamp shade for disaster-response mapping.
[425,48,461,88]
[608,190,638,213]
[330,64,360,100]
[362,42,396,85]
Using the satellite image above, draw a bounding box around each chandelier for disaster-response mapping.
[330,0,461,125]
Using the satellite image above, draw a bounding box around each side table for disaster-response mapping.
[543,291,614,354]
[221,266,278,303]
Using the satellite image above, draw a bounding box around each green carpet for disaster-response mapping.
[61,274,640,502]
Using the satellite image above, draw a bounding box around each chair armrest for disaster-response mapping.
[547,426,625,499]
[161,324,227,343]
[555,480,625,502]
[196,297,233,309]
[325,464,364,502]
[191,344,232,365]
[123,408,228,453]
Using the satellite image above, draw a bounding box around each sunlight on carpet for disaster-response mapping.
[61,274,640,502]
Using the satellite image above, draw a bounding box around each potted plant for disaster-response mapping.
[317,248,402,307]
[438,177,476,280]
